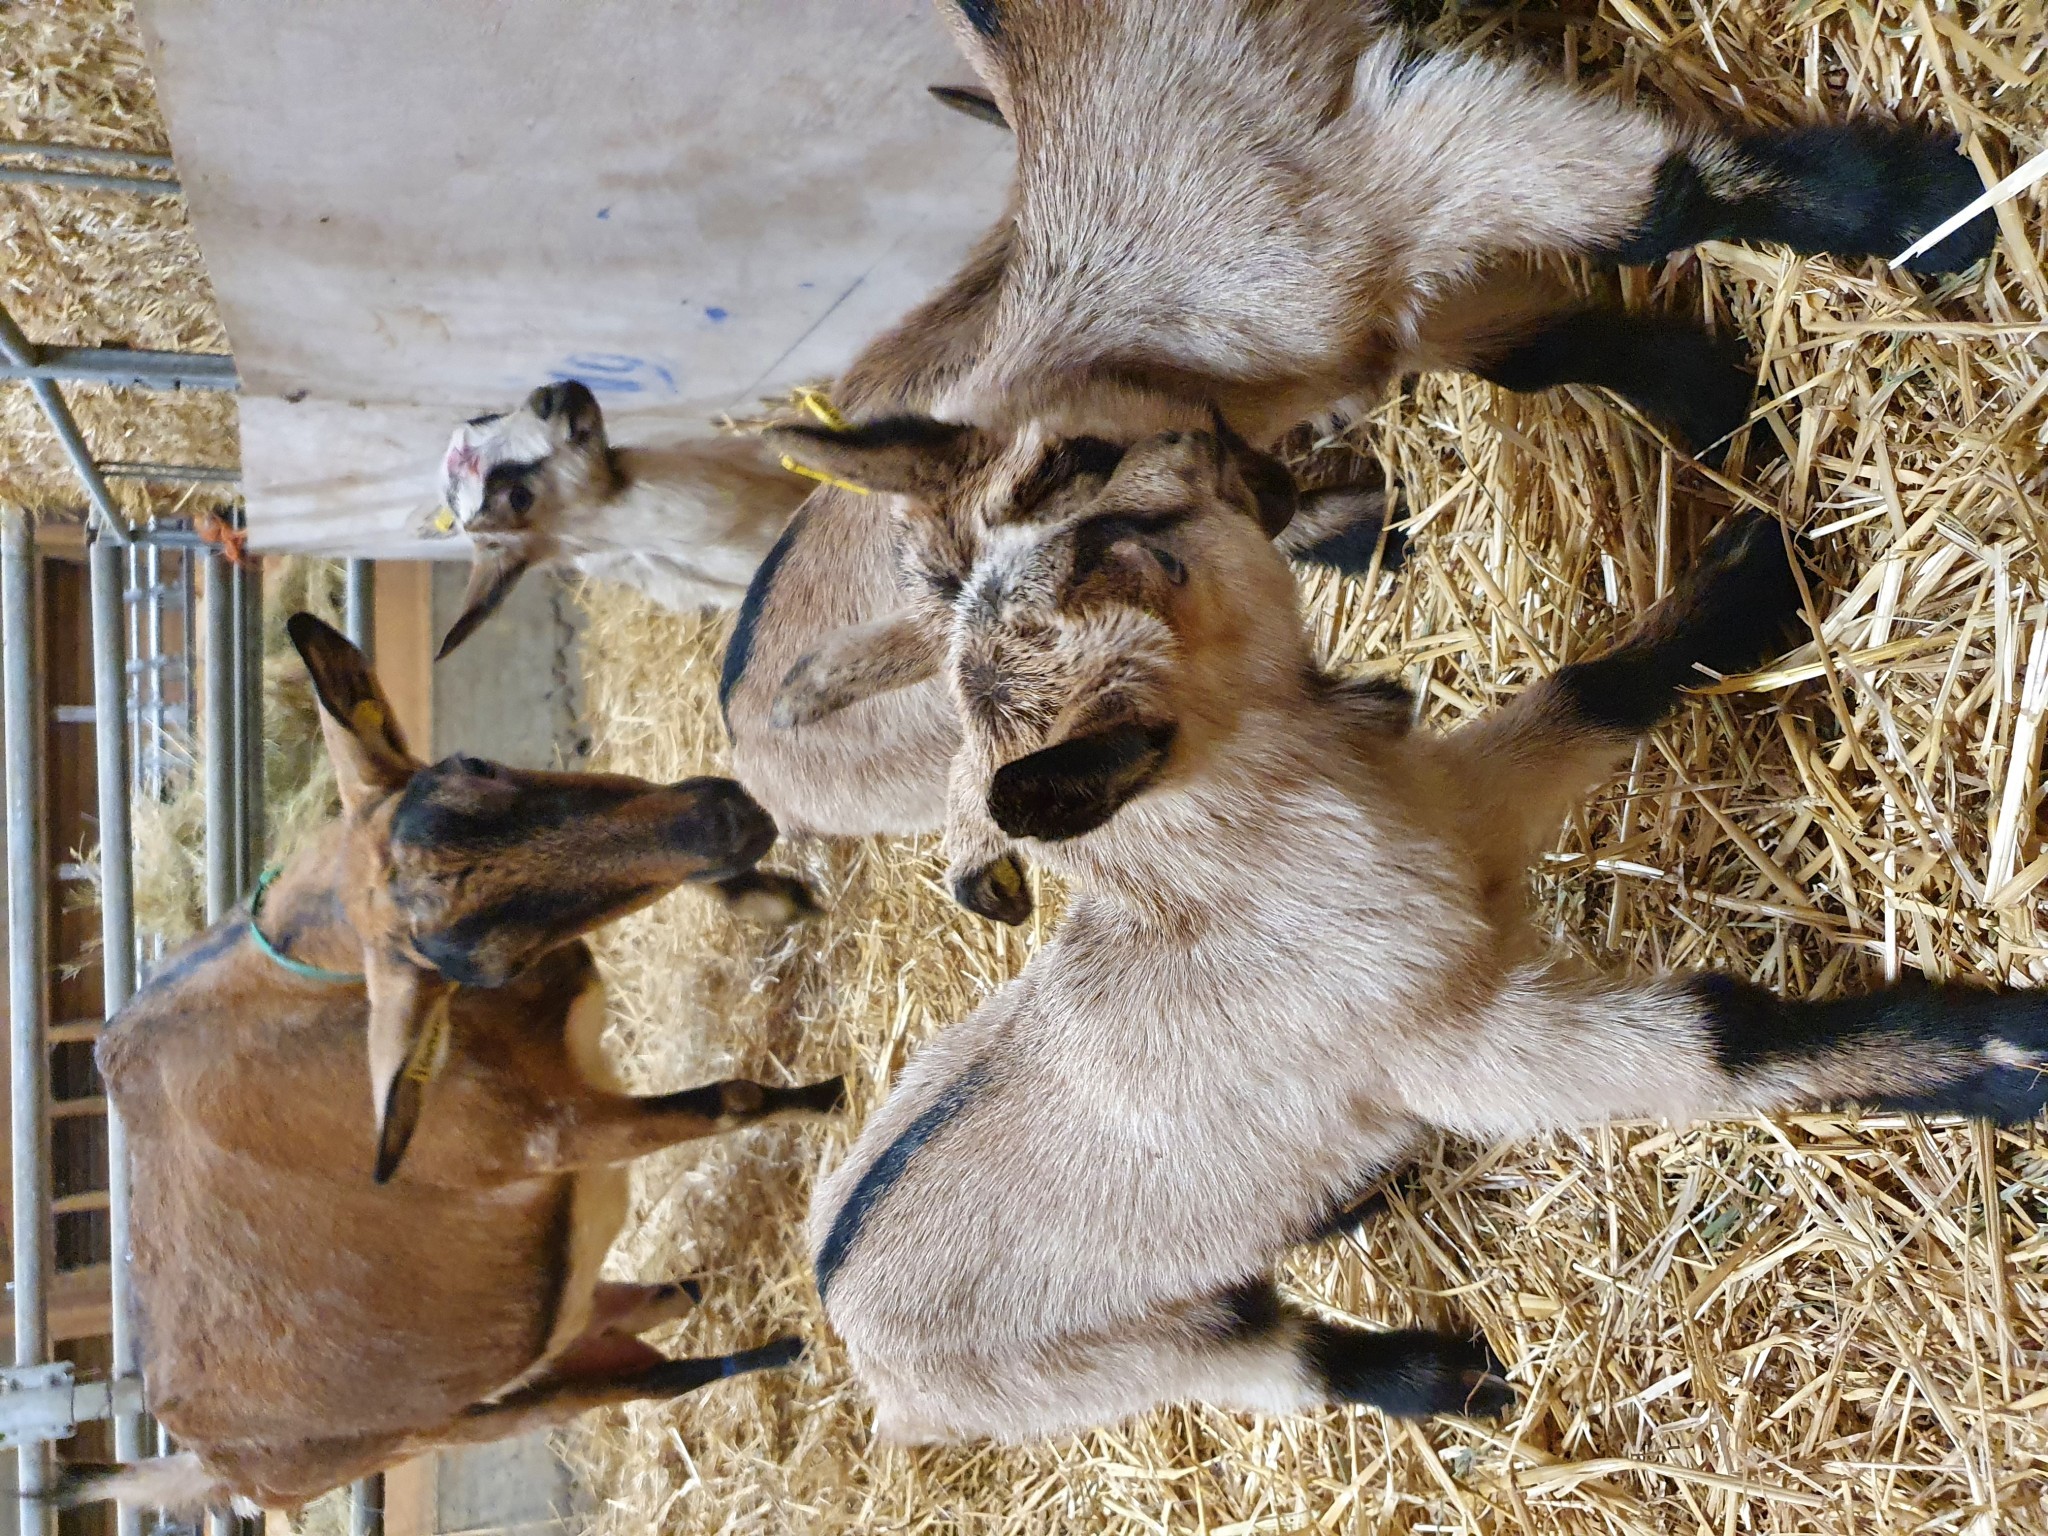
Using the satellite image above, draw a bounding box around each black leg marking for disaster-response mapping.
[1211,1279,1285,1337]
[952,851,1034,926]
[1555,512,1802,736]
[815,1062,991,1300]
[719,506,812,736]
[1605,123,1996,276]
[1693,974,2048,1126]
[1476,309,1753,463]
[1303,1323,1514,1419]
[713,869,823,923]
[1285,484,1407,576]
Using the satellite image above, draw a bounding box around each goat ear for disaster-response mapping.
[987,721,1178,841]
[928,83,1008,129]
[770,608,946,728]
[437,540,535,660]
[364,951,458,1184]
[526,380,606,447]
[763,416,984,499]
[288,613,420,812]
[1206,406,1297,538]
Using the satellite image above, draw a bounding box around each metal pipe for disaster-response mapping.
[90,534,146,1536]
[0,141,176,170]
[99,462,241,485]
[4,509,55,1536]
[204,549,235,921]
[0,344,239,392]
[0,165,178,197]
[344,559,375,659]
[237,556,266,879]
[349,1475,385,1536]
[0,304,134,542]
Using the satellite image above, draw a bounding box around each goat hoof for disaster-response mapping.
[716,870,823,925]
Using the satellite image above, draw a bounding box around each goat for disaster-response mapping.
[723,260,1402,845]
[806,423,2047,1443]
[925,0,1996,453]
[64,615,844,1512]
[720,0,1992,850]
[424,78,1026,661]
[431,380,810,658]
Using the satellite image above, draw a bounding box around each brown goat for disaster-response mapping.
[62,616,842,1512]
[806,424,2047,1444]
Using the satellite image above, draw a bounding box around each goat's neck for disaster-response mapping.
[249,822,372,982]
[555,441,801,555]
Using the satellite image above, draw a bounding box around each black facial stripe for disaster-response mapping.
[1070,509,1192,576]
[719,506,812,733]
[1004,437,1129,525]
[389,770,640,853]
[465,411,504,428]
[419,882,659,984]
[814,1061,991,1300]
[481,459,544,498]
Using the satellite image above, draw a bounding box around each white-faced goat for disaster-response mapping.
[432,381,810,657]
[807,425,2047,1443]
[720,0,1992,852]
[60,617,842,1513]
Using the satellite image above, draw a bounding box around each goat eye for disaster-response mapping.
[1152,548,1187,585]
[506,483,535,515]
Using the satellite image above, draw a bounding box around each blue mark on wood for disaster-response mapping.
[704,305,729,323]
[550,353,677,397]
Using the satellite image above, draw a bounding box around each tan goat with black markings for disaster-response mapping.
[723,0,1992,857]
[59,616,842,1514]
[806,423,2048,1443]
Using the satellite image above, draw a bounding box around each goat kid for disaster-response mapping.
[64,616,842,1512]
[808,425,2047,1443]
[930,0,1997,455]
[432,380,810,657]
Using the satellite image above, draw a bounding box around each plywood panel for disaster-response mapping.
[134,0,1011,554]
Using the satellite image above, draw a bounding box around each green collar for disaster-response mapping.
[248,867,365,985]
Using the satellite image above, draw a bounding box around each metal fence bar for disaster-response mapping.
[344,559,375,658]
[0,345,239,393]
[236,558,265,880]
[204,549,236,922]
[0,141,176,170]
[0,305,133,543]
[4,509,55,1536]
[0,165,179,197]
[99,463,241,486]
[91,533,148,1536]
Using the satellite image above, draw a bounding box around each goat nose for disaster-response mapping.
[669,777,779,868]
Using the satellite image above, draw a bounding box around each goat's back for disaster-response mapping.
[101,923,581,1449]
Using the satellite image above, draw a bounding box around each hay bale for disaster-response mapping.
[563,2,2048,1533]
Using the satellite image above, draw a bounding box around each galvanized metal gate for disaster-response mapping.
[2,127,386,1536]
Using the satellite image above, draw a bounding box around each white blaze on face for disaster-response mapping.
[435,410,558,533]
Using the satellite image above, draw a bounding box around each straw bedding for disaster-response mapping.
[10,0,2045,1532]
[561,3,2048,1534]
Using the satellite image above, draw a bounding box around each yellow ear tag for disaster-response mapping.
[350,699,387,737]
[795,387,852,431]
[403,990,456,1086]
[431,507,457,535]
[778,455,872,496]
